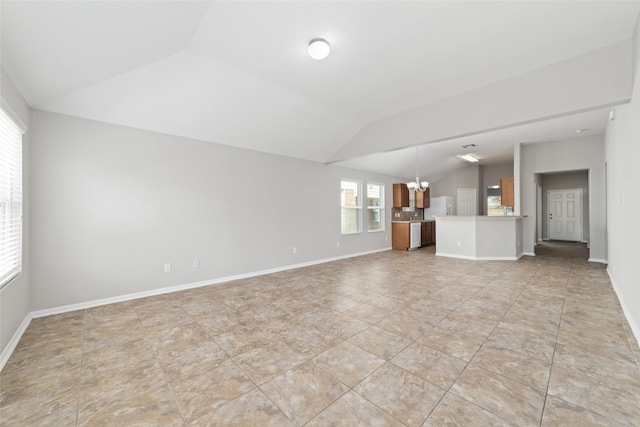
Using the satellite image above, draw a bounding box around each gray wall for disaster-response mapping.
[604,11,640,345]
[0,68,30,356]
[28,110,402,311]
[541,171,589,241]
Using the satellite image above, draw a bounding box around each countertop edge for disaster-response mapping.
[391,220,436,223]
[433,215,526,220]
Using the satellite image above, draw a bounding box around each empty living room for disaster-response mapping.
[1,2,640,426]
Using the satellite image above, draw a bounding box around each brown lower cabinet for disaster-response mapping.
[392,222,410,250]
[392,221,436,250]
[421,221,435,247]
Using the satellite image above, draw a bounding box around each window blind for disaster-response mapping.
[0,107,23,289]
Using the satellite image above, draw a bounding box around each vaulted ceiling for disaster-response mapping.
[2,1,639,181]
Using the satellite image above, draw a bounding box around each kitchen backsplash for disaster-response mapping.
[391,208,424,221]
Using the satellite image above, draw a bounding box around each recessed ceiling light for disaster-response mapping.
[308,38,330,60]
[576,128,589,133]
[458,154,479,163]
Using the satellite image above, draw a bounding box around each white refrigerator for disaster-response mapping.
[424,196,454,219]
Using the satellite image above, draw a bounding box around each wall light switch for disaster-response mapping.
[336,242,340,248]
[292,247,297,254]
[192,259,200,268]
[164,263,171,273]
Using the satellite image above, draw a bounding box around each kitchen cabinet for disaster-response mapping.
[421,221,435,247]
[500,177,514,207]
[416,188,431,209]
[393,221,435,250]
[392,222,410,250]
[393,183,409,208]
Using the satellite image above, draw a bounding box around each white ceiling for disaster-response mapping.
[2,1,639,180]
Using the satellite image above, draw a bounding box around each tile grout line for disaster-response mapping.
[442,262,544,426]
[538,269,570,427]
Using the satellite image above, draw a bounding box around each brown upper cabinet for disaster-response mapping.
[393,183,409,208]
[500,177,514,207]
[416,188,430,209]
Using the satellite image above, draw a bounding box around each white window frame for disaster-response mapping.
[0,105,24,290]
[341,179,362,235]
[366,182,385,232]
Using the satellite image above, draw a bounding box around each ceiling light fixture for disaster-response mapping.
[406,146,429,192]
[308,38,330,60]
[459,153,479,163]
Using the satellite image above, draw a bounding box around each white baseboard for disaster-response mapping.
[588,258,607,263]
[522,252,536,257]
[1,247,391,370]
[607,267,640,350]
[0,314,32,371]
[29,247,391,319]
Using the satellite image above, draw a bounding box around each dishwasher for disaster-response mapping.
[409,222,421,250]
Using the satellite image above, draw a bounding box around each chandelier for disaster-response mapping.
[406,146,429,192]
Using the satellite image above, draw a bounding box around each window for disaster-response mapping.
[367,183,385,232]
[0,107,23,289]
[341,180,362,234]
[487,186,514,216]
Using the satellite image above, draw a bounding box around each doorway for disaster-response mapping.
[547,189,583,241]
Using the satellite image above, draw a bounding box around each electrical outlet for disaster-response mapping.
[292,247,297,254]
[164,263,171,273]
[192,259,200,268]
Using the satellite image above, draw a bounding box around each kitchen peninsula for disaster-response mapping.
[435,215,524,260]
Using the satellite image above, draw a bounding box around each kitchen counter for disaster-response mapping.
[391,219,435,223]
[434,215,524,260]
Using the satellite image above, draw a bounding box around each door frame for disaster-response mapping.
[547,188,583,242]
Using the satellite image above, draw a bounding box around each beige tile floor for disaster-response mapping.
[2,241,640,426]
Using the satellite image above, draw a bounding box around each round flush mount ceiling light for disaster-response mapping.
[308,38,330,60]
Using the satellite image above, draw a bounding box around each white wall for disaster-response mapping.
[604,13,640,343]
[0,68,30,356]
[520,135,606,261]
[28,110,402,311]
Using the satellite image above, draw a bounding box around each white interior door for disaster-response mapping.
[457,188,477,216]
[548,189,582,241]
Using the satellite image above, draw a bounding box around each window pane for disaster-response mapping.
[341,208,360,234]
[367,184,381,207]
[368,208,382,231]
[487,195,514,216]
[341,181,359,207]
[0,108,23,289]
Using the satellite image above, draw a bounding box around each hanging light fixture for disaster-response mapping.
[406,146,429,192]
